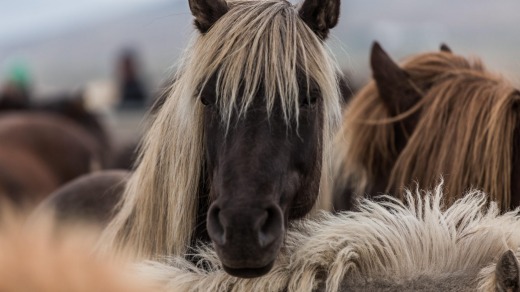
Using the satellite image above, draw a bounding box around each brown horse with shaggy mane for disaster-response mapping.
[333,42,520,211]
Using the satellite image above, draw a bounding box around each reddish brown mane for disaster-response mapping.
[337,50,520,209]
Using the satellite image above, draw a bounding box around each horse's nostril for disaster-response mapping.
[207,205,226,246]
[208,204,283,250]
[258,206,282,248]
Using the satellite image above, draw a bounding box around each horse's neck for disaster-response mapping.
[334,175,390,212]
[510,119,520,209]
[367,174,390,197]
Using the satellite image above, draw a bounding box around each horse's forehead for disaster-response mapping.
[341,272,479,292]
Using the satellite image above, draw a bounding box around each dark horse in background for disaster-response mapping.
[0,91,109,152]
[0,112,103,206]
[43,0,346,279]
[0,86,142,169]
[0,89,128,206]
[333,42,520,212]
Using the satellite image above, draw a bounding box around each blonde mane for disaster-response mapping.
[336,51,520,209]
[99,0,342,260]
[138,185,520,291]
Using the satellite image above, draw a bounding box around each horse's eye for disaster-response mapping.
[300,93,318,108]
[302,96,317,106]
[197,77,217,106]
[200,91,217,106]
[200,95,212,106]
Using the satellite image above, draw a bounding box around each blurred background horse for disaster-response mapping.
[333,43,520,212]
[0,113,102,206]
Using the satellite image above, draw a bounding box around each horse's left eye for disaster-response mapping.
[201,95,212,106]
[200,91,217,106]
[300,95,318,107]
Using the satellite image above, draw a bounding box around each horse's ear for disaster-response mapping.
[299,0,341,39]
[370,41,420,116]
[440,43,452,53]
[496,250,520,292]
[188,0,229,34]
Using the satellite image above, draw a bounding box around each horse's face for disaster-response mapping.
[202,76,322,278]
[189,0,341,278]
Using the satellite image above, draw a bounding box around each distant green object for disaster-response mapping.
[7,62,31,90]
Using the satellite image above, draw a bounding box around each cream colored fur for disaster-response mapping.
[0,208,149,292]
[138,184,520,291]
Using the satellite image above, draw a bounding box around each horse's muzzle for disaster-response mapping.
[207,203,284,278]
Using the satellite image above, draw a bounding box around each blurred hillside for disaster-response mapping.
[0,0,188,95]
[1,0,519,95]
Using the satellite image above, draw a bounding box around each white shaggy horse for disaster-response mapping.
[139,185,520,291]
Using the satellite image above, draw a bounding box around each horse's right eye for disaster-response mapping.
[200,92,218,106]
[300,95,318,108]
[199,81,217,106]
[201,95,211,106]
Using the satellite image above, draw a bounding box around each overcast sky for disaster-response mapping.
[0,0,172,43]
[4,0,519,44]
[1,0,519,93]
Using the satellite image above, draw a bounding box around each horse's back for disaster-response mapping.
[38,170,129,226]
[0,147,59,205]
[0,112,103,183]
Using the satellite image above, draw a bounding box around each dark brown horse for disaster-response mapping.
[34,95,110,150]
[46,0,345,279]
[36,170,128,226]
[0,92,110,155]
[0,112,103,206]
[0,148,58,205]
[333,42,520,212]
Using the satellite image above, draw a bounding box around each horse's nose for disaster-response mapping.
[207,203,283,250]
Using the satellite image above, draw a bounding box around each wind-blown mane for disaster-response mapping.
[99,0,342,259]
[138,185,520,291]
[336,51,519,209]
